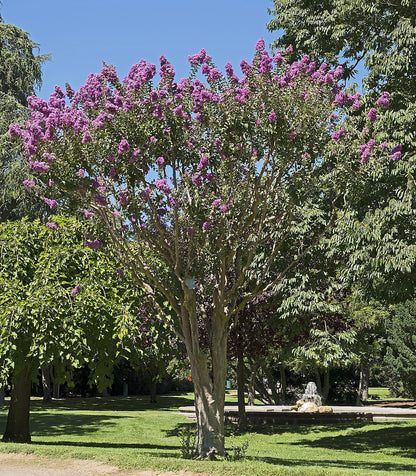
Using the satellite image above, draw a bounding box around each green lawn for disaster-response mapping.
[0,393,416,475]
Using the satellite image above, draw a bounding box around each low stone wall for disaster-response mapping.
[224,410,373,426]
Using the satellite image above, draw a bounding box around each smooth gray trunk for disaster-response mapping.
[182,288,228,458]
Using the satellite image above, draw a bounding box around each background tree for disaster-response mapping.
[384,299,416,399]
[0,10,49,221]
[267,0,416,301]
[11,42,401,457]
[0,216,123,442]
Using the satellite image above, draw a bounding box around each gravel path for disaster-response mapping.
[0,453,213,476]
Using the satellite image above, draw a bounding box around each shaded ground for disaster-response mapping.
[0,453,214,476]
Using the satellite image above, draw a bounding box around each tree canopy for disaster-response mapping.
[10,40,402,456]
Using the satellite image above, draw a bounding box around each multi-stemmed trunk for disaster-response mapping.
[2,364,32,443]
[182,288,228,458]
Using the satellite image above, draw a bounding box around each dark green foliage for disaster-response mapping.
[385,300,416,399]
[267,0,416,300]
[0,12,49,221]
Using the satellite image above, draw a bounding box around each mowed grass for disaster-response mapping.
[0,393,416,475]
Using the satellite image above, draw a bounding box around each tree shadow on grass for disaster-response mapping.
[293,423,416,459]
[28,394,194,413]
[0,412,122,439]
[30,440,180,452]
[257,456,416,474]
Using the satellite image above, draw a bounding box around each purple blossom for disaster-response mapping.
[155,178,171,194]
[109,167,117,178]
[197,154,210,170]
[268,110,277,123]
[84,209,95,218]
[334,65,343,79]
[82,131,93,144]
[45,198,58,209]
[85,239,103,250]
[202,222,210,231]
[389,144,402,161]
[209,68,221,81]
[255,38,265,51]
[212,199,221,208]
[192,172,203,187]
[30,161,50,173]
[141,187,151,201]
[9,123,21,138]
[367,108,378,122]
[78,169,85,177]
[118,138,130,154]
[273,51,284,64]
[118,191,129,205]
[288,131,297,141]
[23,180,36,188]
[94,196,107,206]
[188,48,207,66]
[376,92,390,109]
[331,127,346,142]
[46,222,58,230]
[71,285,81,296]
[130,150,140,163]
[379,141,388,150]
[169,196,178,209]
[42,152,56,163]
[156,156,165,167]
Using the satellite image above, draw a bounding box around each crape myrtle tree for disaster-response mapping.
[10,41,402,457]
[0,216,124,442]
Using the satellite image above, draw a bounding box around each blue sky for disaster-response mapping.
[2,0,278,100]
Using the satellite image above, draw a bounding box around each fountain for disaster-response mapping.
[290,382,332,413]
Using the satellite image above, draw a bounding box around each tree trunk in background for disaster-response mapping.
[41,365,52,402]
[236,345,247,431]
[150,379,157,404]
[322,368,330,404]
[279,363,287,404]
[247,360,259,406]
[51,367,60,398]
[361,361,370,401]
[314,368,322,396]
[0,387,5,405]
[2,364,32,443]
[265,367,280,405]
[357,360,370,404]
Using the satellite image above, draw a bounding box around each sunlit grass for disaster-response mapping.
[0,393,416,475]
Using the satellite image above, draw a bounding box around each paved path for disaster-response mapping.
[0,453,214,476]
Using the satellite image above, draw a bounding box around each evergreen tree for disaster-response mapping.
[0,10,49,220]
[385,300,416,399]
